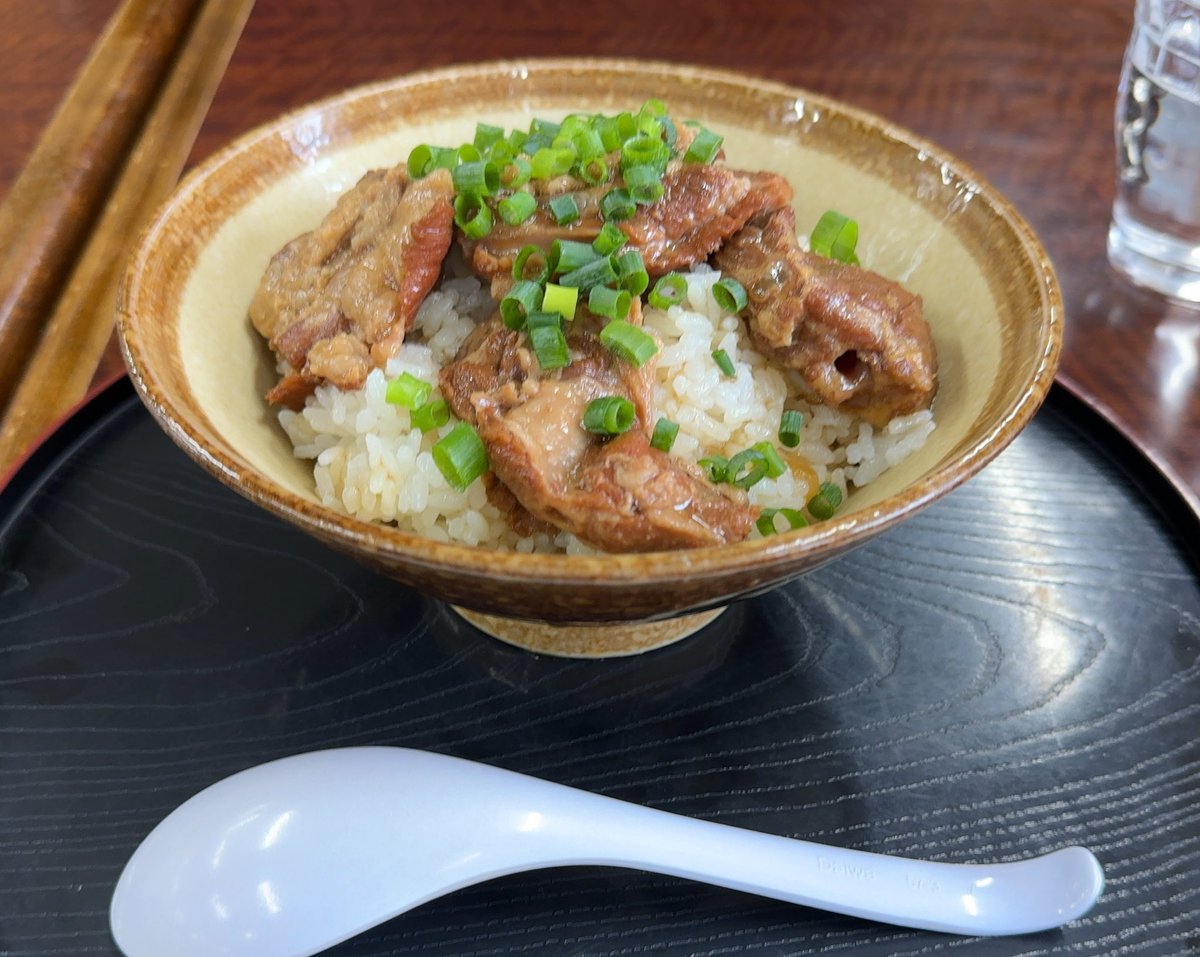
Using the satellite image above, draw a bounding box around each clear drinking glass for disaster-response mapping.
[1108,0,1200,304]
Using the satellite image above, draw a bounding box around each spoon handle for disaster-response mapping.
[535,780,1103,936]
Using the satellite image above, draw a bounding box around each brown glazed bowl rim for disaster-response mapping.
[118,57,1062,604]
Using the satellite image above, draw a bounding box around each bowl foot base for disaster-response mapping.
[449,606,727,658]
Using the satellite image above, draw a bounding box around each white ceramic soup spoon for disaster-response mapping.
[110,747,1103,957]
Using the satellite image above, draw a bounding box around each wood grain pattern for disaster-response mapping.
[1,0,1197,504]
[0,382,1196,954]
[0,0,203,416]
[0,0,255,469]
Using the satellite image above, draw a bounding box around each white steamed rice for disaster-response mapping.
[279,267,935,553]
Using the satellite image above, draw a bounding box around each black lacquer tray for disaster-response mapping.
[1,378,1198,956]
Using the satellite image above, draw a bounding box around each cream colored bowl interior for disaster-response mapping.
[179,101,994,518]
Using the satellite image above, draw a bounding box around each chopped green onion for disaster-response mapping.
[592,222,628,256]
[542,283,578,321]
[385,372,432,409]
[810,210,860,265]
[576,156,611,186]
[623,164,665,205]
[755,507,809,536]
[473,122,505,152]
[599,319,658,367]
[528,117,562,140]
[452,160,499,197]
[411,398,450,433]
[512,244,550,283]
[487,139,516,164]
[558,255,618,291]
[779,410,804,447]
[571,127,606,162]
[593,114,624,152]
[499,157,532,189]
[621,134,670,172]
[506,128,529,153]
[453,193,492,239]
[530,146,576,180]
[807,481,844,520]
[497,191,537,226]
[406,143,457,178]
[455,143,482,164]
[648,272,688,310]
[726,448,769,489]
[751,441,787,479]
[698,456,728,483]
[552,239,599,274]
[548,193,580,225]
[712,349,736,377]
[582,396,636,435]
[500,279,543,329]
[599,188,636,222]
[683,127,723,164]
[524,310,562,330]
[650,417,680,453]
[432,422,489,491]
[614,249,649,296]
[639,97,667,117]
[713,276,749,314]
[587,284,631,320]
[528,321,570,369]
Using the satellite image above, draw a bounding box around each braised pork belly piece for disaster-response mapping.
[713,206,937,427]
[250,165,455,409]
[439,312,756,552]
[459,163,793,291]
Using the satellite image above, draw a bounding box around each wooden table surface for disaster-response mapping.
[2,0,1197,508]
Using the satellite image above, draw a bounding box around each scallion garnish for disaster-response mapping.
[432,422,489,491]
[713,276,748,314]
[650,417,680,453]
[473,122,505,152]
[411,398,450,433]
[385,372,431,409]
[751,441,787,479]
[779,410,804,447]
[548,193,580,225]
[552,239,599,274]
[542,283,578,322]
[592,222,628,256]
[810,211,861,264]
[599,188,636,222]
[558,255,618,291]
[453,193,492,239]
[497,191,537,226]
[599,319,658,367]
[528,321,570,369]
[500,279,543,330]
[499,157,532,190]
[683,127,723,164]
[587,284,631,321]
[452,160,500,197]
[726,448,769,489]
[624,164,665,205]
[512,244,550,283]
[807,481,844,520]
[712,349,736,377]
[755,507,809,536]
[648,272,688,310]
[621,134,670,172]
[582,396,636,435]
[698,456,729,484]
[530,146,576,180]
[614,249,649,296]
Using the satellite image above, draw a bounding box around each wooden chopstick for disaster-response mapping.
[0,0,204,418]
[0,0,255,473]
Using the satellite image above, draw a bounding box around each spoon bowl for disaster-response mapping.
[110,747,1103,956]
